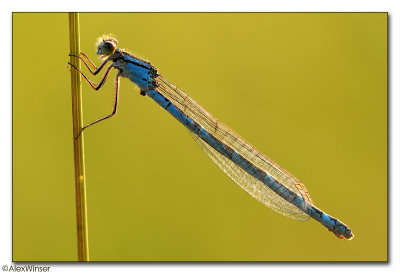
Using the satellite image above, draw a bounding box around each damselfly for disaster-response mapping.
[68,35,354,240]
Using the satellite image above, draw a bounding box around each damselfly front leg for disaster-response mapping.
[68,62,114,91]
[69,52,109,75]
[68,62,121,139]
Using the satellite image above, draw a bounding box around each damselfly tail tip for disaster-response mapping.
[333,232,354,241]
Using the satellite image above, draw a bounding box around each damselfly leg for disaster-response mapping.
[69,52,109,75]
[68,62,114,91]
[68,61,120,139]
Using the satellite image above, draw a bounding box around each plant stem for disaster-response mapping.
[68,12,89,262]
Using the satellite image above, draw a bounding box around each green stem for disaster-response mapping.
[68,12,89,262]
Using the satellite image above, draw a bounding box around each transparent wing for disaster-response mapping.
[157,75,312,221]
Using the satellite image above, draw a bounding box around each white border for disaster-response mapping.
[2,0,397,273]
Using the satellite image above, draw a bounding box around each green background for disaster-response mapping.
[13,13,387,261]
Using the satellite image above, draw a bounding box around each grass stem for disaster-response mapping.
[68,12,89,262]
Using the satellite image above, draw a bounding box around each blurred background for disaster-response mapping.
[13,13,387,261]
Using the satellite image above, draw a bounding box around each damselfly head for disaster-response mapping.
[96,36,118,56]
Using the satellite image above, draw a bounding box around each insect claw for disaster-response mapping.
[74,130,83,140]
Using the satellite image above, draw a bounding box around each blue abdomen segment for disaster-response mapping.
[146,89,306,207]
[307,206,353,239]
[145,88,353,240]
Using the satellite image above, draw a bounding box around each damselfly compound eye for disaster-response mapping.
[96,37,118,56]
